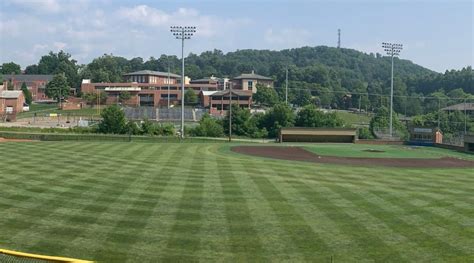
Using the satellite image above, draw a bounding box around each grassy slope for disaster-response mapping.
[0,142,473,262]
[303,143,474,160]
[336,111,371,125]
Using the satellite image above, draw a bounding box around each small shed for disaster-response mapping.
[279,127,357,143]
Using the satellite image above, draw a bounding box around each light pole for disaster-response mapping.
[382,42,403,138]
[285,67,288,105]
[229,82,232,142]
[170,26,196,139]
[167,61,171,109]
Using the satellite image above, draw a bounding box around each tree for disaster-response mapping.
[82,92,107,105]
[25,64,39,74]
[369,106,407,138]
[191,114,224,137]
[253,84,279,106]
[37,51,79,89]
[119,91,131,103]
[259,103,295,138]
[45,73,69,102]
[21,82,33,105]
[295,105,344,128]
[292,89,312,107]
[7,80,14,90]
[184,89,198,105]
[98,105,127,134]
[222,104,258,137]
[1,62,21,74]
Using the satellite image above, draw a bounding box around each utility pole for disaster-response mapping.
[382,42,403,138]
[337,29,341,48]
[171,26,196,139]
[285,67,288,105]
[167,62,171,109]
[229,82,232,142]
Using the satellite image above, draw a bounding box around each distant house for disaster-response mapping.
[0,90,26,121]
[442,103,474,115]
[2,74,53,101]
[208,89,253,116]
[231,71,273,93]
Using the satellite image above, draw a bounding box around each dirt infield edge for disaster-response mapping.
[231,146,474,168]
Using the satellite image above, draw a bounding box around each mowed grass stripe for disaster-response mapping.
[230,162,307,261]
[244,166,334,261]
[22,147,150,258]
[262,164,393,261]
[161,146,205,261]
[216,156,266,261]
[92,144,184,262]
[329,184,472,261]
[121,145,199,261]
[193,144,233,261]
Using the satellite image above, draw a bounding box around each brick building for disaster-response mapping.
[2,74,53,102]
[81,70,218,107]
[231,71,274,93]
[208,89,253,116]
[0,90,26,121]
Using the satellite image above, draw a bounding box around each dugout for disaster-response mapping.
[279,127,357,143]
[464,134,474,153]
[408,127,442,146]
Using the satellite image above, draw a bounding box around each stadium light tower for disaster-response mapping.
[170,25,196,139]
[382,42,403,138]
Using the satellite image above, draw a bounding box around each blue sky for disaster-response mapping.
[0,0,472,72]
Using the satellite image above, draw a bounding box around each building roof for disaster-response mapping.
[190,77,219,83]
[123,70,181,78]
[3,74,53,82]
[233,72,273,81]
[280,127,357,136]
[442,102,474,111]
[0,90,23,99]
[210,89,253,97]
[201,91,218,96]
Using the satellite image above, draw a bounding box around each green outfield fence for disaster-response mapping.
[0,131,226,143]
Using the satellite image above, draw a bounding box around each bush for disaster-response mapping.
[191,114,224,137]
[98,105,127,134]
[357,127,374,139]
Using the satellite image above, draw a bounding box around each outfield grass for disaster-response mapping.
[0,142,473,262]
[303,143,474,160]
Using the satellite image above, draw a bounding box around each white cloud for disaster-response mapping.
[117,5,170,27]
[116,5,251,38]
[0,3,252,67]
[9,0,61,13]
[264,28,311,47]
[53,41,67,50]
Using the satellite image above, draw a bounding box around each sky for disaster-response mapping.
[0,0,472,72]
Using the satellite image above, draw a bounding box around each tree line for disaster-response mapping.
[2,46,472,115]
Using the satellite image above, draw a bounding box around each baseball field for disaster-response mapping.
[0,141,473,262]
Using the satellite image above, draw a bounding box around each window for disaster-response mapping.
[247,80,253,90]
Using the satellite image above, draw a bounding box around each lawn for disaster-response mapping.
[335,110,372,125]
[0,142,473,262]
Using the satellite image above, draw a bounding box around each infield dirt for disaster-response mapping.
[232,146,474,168]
